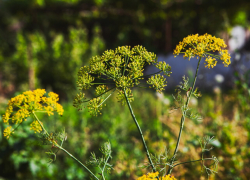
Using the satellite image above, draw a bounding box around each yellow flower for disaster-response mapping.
[2,89,64,139]
[3,126,13,139]
[44,106,54,116]
[137,172,177,180]
[205,56,217,69]
[148,172,159,179]
[174,33,231,68]
[220,50,231,67]
[30,120,42,133]
[56,103,64,116]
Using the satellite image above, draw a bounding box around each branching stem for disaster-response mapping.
[56,145,99,180]
[123,88,157,173]
[32,112,99,180]
[101,152,111,180]
[167,56,202,174]
[134,70,162,80]
[172,158,214,168]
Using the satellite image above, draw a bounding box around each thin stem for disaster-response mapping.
[90,83,115,85]
[172,158,214,168]
[81,87,116,103]
[123,55,129,76]
[101,153,111,180]
[134,70,162,80]
[56,145,100,180]
[100,69,116,81]
[32,112,49,136]
[167,56,202,174]
[136,86,149,89]
[11,121,25,134]
[94,76,114,81]
[205,52,221,58]
[123,88,157,173]
[98,88,117,107]
[32,112,99,180]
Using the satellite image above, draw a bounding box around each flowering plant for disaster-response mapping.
[2,34,231,179]
[174,33,230,68]
[137,172,176,180]
[73,45,171,115]
[3,89,63,138]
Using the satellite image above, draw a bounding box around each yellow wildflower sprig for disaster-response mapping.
[3,90,101,180]
[167,34,231,175]
[95,85,108,96]
[3,126,13,139]
[147,74,167,93]
[2,89,64,139]
[137,172,177,180]
[74,45,171,173]
[74,45,171,115]
[87,97,104,116]
[173,33,231,68]
[156,61,172,76]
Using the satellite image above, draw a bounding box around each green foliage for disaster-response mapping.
[2,0,249,54]
[147,149,172,176]
[0,25,105,97]
[234,70,250,114]
[1,1,250,179]
[1,89,250,179]
[88,142,113,179]
[198,136,219,178]
[233,11,248,27]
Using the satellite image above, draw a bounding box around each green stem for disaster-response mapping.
[172,158,214,168]
[98,88,117,107]
[90,83,115,85]
[95,76,114,81]
[205,52,220,58]
[32,112,99,180]
[123,55,129,76]
[11,121,25,134]
[101,153,111,180]
[56,145,99,180]
[134,70,162,80]
[81,87,116,103]
[123,88,157,173]
[32,112,49,135]
[167,57,202,174]
[136,86,149,89]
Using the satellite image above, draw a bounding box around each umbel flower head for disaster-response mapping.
[2,89,64,139]
[137,172,177,180]
[173,33,231,68]
[73,45,171,116]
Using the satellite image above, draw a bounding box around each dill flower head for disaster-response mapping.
[74,45,171,116]
[2,89,64,139]
[137,172,177,180]
[173,33,231,68]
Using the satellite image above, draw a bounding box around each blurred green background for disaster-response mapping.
[0,0,250,179]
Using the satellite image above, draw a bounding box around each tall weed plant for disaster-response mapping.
[2,34,232,179]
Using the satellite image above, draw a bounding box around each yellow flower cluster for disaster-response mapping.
[74,45,172,114]
[3,126,13,139]
[2,89,64,139]
[173,33,231,68]
[137,172,177,180]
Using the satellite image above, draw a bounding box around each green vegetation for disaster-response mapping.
[1,89,250,179]
[0,1,250,179]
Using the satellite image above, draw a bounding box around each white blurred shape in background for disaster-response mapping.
[214,74,224,83]
[229,26,246,52]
